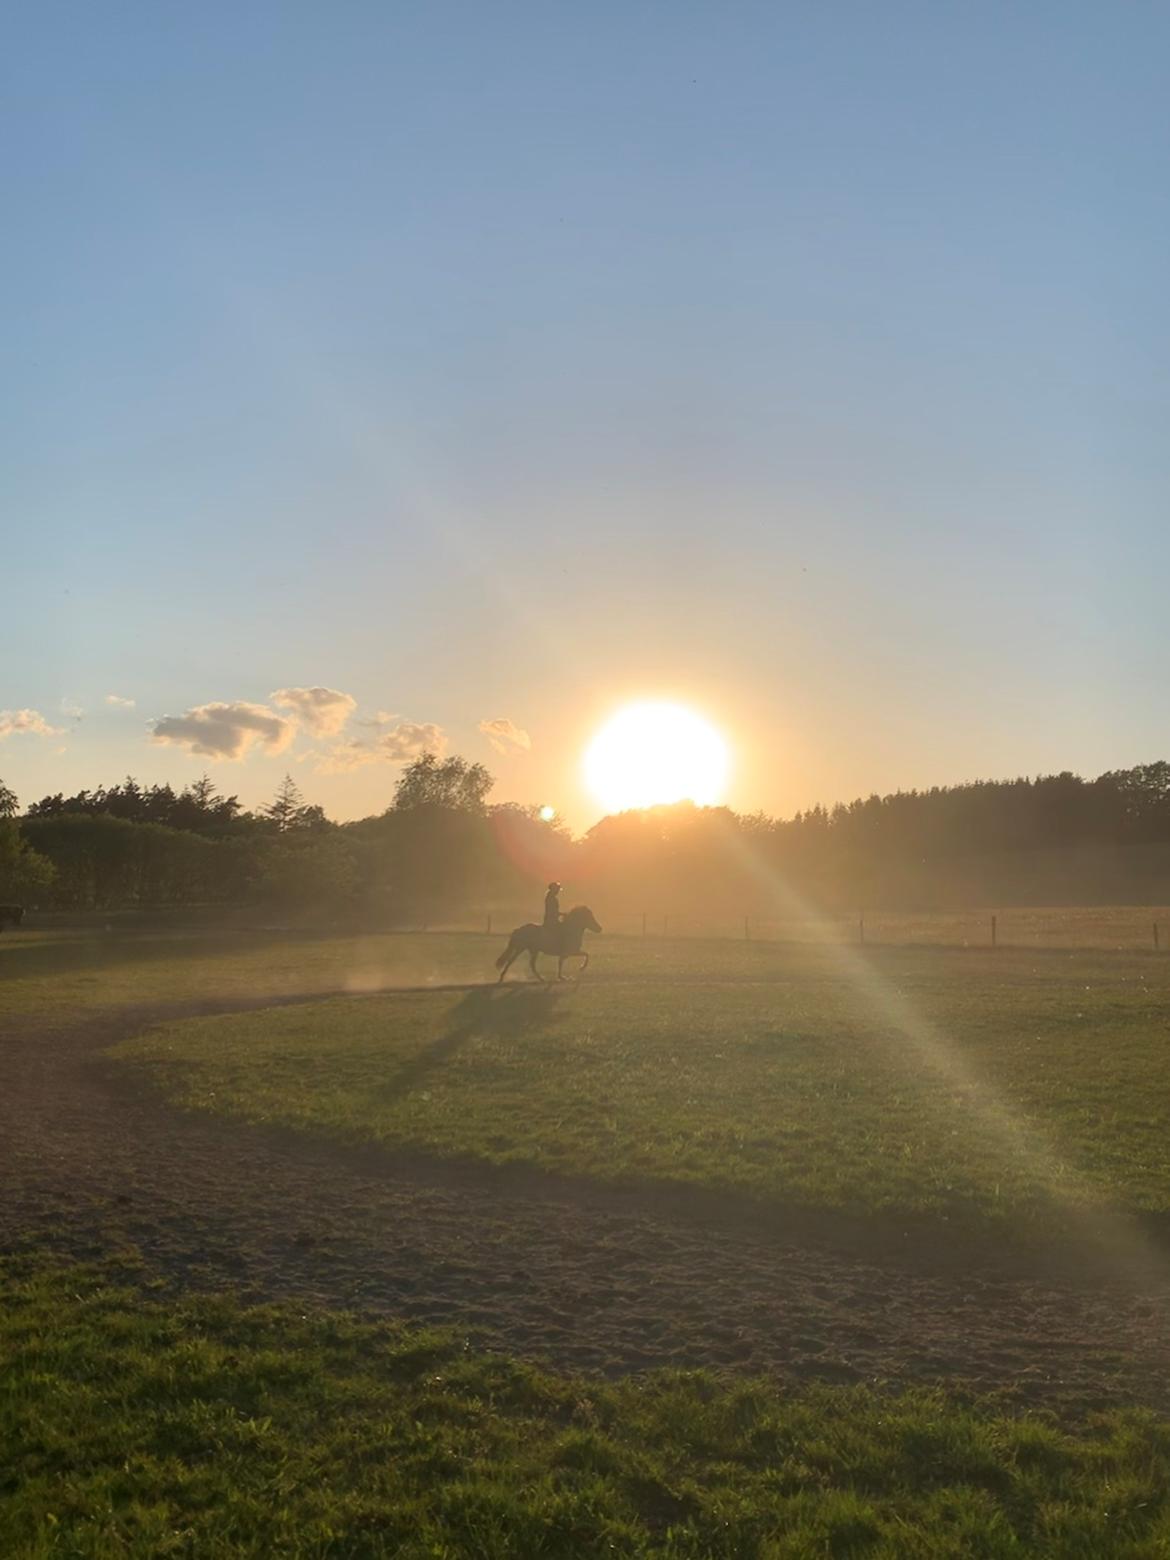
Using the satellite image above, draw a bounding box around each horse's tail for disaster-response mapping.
[494,937,516,971]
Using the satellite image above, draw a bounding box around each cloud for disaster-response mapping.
[151,701,295,760]
[478,717,531,755]
[271,686,357,737]
[60,698,84,722]
[0,709,65,740]
[105,694,136,709]
[380,720,446,761]
[316,721,447,774]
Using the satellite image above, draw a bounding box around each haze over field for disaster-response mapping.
[5,3,1168,828]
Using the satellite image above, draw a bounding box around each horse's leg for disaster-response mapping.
[562,952,588,981]
[497,940,519,983]
[577,951,589,975]
[528,948,546,983]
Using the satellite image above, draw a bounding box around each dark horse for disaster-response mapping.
[495,904,602,983]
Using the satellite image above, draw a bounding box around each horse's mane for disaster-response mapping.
[564,903,591,917]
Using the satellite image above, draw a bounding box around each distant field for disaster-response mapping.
[110,933,1170,1231]
[0,924,494,1020]
[6,1257,1170,1559]
[599,906,1170,950]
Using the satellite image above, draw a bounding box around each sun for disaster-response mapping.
[584,702,730,814]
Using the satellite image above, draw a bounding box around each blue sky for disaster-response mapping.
[3,3,1167,827]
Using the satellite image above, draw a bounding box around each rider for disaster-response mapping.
[543,881,562,935]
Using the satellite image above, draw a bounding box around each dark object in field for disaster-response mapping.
[496,904,601,983]
[0,904,24,932]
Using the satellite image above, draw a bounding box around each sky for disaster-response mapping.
[3,2,1168,831]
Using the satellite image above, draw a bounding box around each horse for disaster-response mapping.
[0,905,24,932]
[495,904,602,983]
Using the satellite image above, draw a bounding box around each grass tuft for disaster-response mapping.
[5,1257,1170,1557]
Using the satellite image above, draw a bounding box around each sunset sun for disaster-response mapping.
[583,702,730,814]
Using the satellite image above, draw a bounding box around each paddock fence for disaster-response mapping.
[427,906,1170,953]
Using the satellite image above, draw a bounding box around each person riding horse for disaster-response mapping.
[496,898,602,982]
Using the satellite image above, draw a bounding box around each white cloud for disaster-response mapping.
[478,717,531,755]
[105,694,136,709]
[0,709,65,740]
[60,698,84,722]
[381,721,446,761]
[151,701,295,760]
[316,721,447,774]
[271,686,357,737]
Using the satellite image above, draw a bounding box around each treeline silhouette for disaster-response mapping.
[2,757,1169,920]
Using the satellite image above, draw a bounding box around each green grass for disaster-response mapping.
[4,1257,1170,1558]
[4,905,1168,1023]
[0,926,501,1021]
[113,940,1170,1230]
[11,925,1170,1551]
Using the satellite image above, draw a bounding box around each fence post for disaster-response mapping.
[991,914,997,949]
[642,911,647,937]
[1155,922,1161,952]
[744,915,750,940]
[486,913,492,936]
[859,915,865,945]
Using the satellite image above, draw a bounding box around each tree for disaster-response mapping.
[392,754,492,814]
[189,774,218,811]
[0,779,16,818]
[0,817,54,902]
[172,775,243,833]
[263,774,305,833]
[257,835,358,910]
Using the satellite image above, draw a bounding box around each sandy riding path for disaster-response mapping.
[5,992,1170,1412]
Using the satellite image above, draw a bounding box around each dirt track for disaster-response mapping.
[6,990,1170,1413]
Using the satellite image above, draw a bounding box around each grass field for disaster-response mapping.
[109,935,1170,1232]
[4,903,1169,1018]
[8,918,1170,1555]
[5,1257,1170,1559]
[0,924,488,1020]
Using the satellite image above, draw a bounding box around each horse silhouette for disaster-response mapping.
[0,905,24,932]
[494,904,602,983]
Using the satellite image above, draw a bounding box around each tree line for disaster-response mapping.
[2,757,1169,920]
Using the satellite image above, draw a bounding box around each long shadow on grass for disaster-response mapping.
[377,984,567,1103]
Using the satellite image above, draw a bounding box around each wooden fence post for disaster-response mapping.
[1155,922,1161,952]
[486,913,492,936]
[991,914,997,949]
[641,911,647,937]
[744,915,750,940]
[859,915,865,945]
